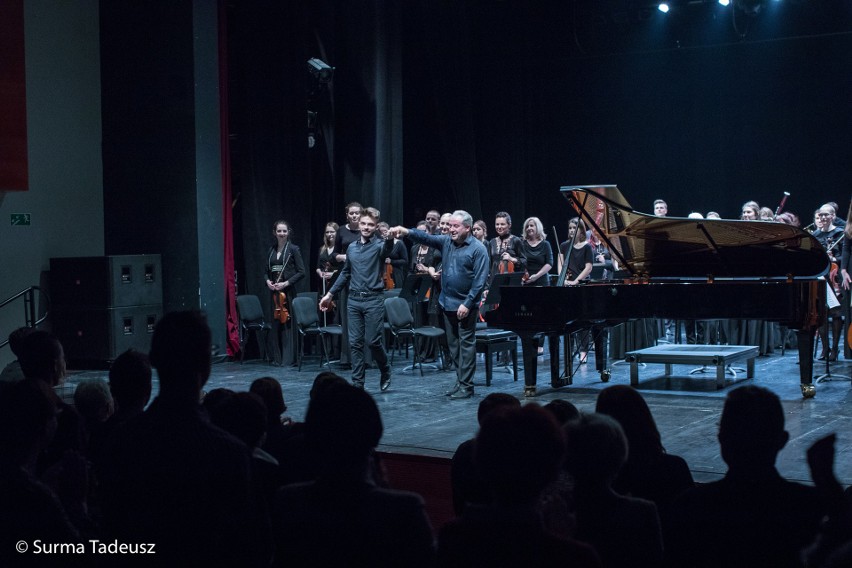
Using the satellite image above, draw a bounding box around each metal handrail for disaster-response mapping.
[0,286,50,349]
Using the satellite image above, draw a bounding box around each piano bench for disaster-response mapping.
[625,344,758,389]
[475,329,518,387]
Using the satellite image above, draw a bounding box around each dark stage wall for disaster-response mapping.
[401,1,852,239]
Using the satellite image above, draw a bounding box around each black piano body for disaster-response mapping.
[486,185,829,398]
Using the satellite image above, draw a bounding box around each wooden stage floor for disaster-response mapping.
[66,344,852,487]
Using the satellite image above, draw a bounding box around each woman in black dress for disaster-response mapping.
[266,220,305,366]
[521,216,553,287]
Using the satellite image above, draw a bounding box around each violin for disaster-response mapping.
[826,237,843,296]
[498,237,515,274]
[273,291,289,324]
[383,263,395,290]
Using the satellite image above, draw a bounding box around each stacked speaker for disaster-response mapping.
[50,255,163,368]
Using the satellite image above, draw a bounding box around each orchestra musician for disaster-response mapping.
[332,202,363,368]
[410,221,442,363]
[317,222,342,354]
[521,216,554,357]
[489,212,526,280]
[377,221,408,289]
[472,220,488,246]
[741,201,760,220]
[812,206,846,361]
[520,216,553,287]
[558,218,602,368]
[425,210,441,234]
[317,222,341,293]
[266,220,306,366]
[558,218,593,287]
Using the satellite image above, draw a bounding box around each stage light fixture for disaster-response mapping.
[658,3,670,13]
[307,58,334,83]
[718,0,730,6]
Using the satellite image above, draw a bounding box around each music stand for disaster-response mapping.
[397,273,440,371]
[399,273,432,304]
[481,272,525,376]
[481,272,525,311]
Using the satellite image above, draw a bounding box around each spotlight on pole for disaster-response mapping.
[307,58,334,83]
[718,0,730,6]
[658,3,670,12]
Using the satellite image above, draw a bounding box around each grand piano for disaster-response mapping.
[486,185,828,398]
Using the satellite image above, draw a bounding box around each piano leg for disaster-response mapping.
[519,334,538,396]
[797,329,816,398]
[548,333,566,387]
[519,333,570,396]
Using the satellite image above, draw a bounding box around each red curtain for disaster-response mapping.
[219,0,240,357]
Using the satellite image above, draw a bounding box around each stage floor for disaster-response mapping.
[66,345,852,486]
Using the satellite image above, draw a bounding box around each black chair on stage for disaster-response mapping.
[290,296,339,371]
[235,294,272,364]
[384,296,445,375]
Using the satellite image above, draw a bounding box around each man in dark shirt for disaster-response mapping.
[321,211,394,392]
[390,210,489,399]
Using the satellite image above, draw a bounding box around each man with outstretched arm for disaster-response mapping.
[320,210,394,392]
[390,211,489,399]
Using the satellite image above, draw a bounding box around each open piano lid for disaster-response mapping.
[562,185,830,280]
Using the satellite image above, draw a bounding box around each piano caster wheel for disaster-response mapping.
[600,369,611,383]
[801,384,816,399]
[524,386,537,398]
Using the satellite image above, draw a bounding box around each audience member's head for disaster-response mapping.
[476,392,520,425]
[305,383,383,477]
[0,379,57,466]
[7,326,35,358]
[202,388,235,415]
[543,399,580,426]
[209,392,268,449]
[18,330,66,387]
[250,377,286,423]
[718,385,788,470]
[108,349,152,413]
[73,378,114,426]
[564,413,628,488]
[309,371,348,401]
[149,311,212,401]
[475,404,564,505]
[596,385,663,458]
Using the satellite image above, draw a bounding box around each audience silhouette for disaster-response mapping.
[564,412,663,568]
[450,392,520,515]
[0,379,84,567]
[667,385,825,567]
[0,326,34,384]
[98,311,267,566]
[438,404,600,567]
[595,385,693,526]
[271,382,435,567]
[7,310,848,567]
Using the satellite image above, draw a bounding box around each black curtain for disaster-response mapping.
[228,0,404,306]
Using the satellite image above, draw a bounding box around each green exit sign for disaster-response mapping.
[11,214,31,226]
